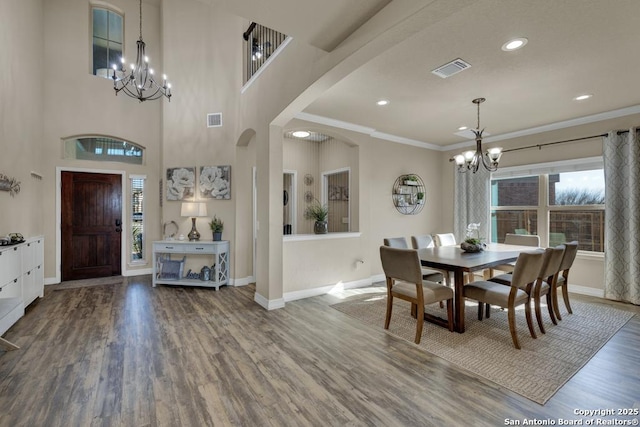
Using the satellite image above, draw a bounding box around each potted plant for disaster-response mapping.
[417,192,425,204]
[305,201,329,234]
[209,215,224,241]
[461,223,485,253]
[403,174,419,185]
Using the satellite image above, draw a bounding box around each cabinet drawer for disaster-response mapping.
[0,246,21,284]
[190,244,214,253]
[0,277,22,300]
[153,243,185,253]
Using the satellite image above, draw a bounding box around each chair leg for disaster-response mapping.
[477,302,484,320]
[508,306,521,350]
[525,300,537,340]
[552,285,563,321]
[439,301,444,309]
[415,304,424,344]
[562,283,573,314]
[534,292,546,334]
[411,303,417,318]
[546,293,557,325]
[446,299,454,332]
[384,295,393,329]
[485,303,491,318]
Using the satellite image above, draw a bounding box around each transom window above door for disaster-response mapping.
[63,136,144,165]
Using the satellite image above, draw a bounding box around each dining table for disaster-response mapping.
[417,243,540,333]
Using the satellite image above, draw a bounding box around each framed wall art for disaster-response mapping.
[166,167,195,201]
[199,165,231,200]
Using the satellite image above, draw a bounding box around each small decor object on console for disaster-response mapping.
[461,222,486,253]
[209,215,224,241]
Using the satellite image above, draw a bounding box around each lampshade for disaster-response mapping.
[181,202,207,217]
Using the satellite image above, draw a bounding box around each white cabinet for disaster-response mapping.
[21,238,44,307]
[0,236,45,340]
[152,240,230,290]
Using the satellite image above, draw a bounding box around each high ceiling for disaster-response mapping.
[215,0,640,149]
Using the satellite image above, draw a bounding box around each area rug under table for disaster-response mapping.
[331,291,634,405]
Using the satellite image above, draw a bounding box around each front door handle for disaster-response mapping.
[115,219,122,226]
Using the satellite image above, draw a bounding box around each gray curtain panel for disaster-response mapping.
[453,165,491,243]
[603,129,640,305]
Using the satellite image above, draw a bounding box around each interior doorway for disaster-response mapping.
[61,171,123,281]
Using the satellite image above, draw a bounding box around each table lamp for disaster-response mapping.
[181,202,207,241]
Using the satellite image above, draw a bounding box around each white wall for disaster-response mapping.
[0,0,44,239]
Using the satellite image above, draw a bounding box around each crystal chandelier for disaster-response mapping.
[452,98,502,173]
[111,0,171,102]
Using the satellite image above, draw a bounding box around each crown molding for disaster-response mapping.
[295,104,640,152]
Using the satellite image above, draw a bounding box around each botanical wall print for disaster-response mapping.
[0,173,21,197]
[199,165,231,199]
[166,167,195,201]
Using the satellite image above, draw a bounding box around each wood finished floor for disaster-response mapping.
[0,276,638,427]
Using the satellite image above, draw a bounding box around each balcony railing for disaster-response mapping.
[243,22,287,84]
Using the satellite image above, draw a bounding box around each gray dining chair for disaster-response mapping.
[411,234,450,287]
[384,237,444,284]
[433,233,476,283]
[489,233,541,277]
[464,250,545,349]
[489,246,564,334]
[552,241,579,320]
[379,246,454,344]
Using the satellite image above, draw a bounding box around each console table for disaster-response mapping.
[0,236,44,350]
[152,240,229,290]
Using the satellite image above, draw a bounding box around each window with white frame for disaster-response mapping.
[92,6,123,77]
[130,175,146,263]
[490,158,605,252]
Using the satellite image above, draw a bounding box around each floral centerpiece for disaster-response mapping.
[461,222,486,253]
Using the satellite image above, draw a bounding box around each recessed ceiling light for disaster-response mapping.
[376,99,389,106]
[458,126,468,131]
[574,94,592,101]
[501,37,528,51]
[292,131,310,138]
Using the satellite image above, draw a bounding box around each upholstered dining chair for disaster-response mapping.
[463,250,545,349]
[489,246,564,334]
[434,233,457,247]
[384,237,443,283]
[433,233,476,283]
[411,234,450,287]
[552,241,579,320]
[379,246,454,344]
[489,233,541,277]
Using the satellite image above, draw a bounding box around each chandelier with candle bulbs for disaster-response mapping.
[452,98,502,173]
[112,0,171,102]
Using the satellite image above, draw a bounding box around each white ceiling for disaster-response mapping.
[214,0,640,148]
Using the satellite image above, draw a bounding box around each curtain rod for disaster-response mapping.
[501,133,608,154]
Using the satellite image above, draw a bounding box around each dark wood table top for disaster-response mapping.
[417,243,540,272]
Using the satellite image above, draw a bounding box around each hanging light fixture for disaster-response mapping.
[111,0,172,102]
[452,98,502,173]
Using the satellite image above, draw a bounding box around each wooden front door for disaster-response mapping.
[61,172,122,280]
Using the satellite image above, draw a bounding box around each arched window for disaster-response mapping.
[63,136,144,165]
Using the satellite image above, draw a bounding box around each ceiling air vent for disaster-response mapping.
[431,58,471,79]
[207,113,222,128]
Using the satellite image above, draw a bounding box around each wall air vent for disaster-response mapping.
[207,113,222,128]
[431,58,471,79]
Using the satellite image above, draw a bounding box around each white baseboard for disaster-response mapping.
[231,276,254,287]
[283,276,378,302]
[254,291,285,310]
[123,268,152,277]
[568,283,604,298]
